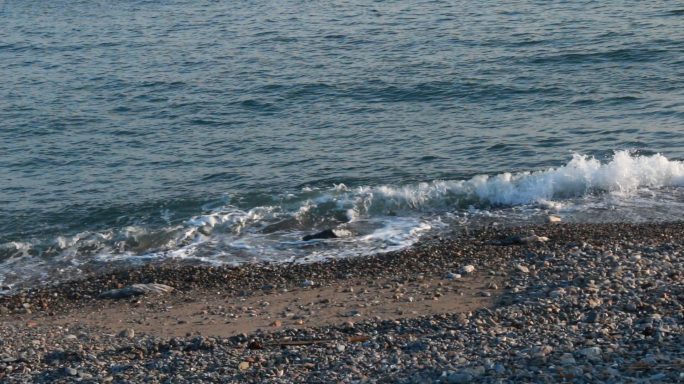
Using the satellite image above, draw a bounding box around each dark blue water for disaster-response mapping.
[2,0,684,285]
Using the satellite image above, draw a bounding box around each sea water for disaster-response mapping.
[1,0,684,285]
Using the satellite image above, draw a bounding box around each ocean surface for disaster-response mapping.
[2,0,684,286]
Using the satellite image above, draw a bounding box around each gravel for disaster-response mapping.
[2,222,684,383]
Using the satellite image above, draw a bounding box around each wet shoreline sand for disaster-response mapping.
[2,222,684,382]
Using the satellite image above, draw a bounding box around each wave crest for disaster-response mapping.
[3,151,684,287]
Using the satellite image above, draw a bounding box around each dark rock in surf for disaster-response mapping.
[302,229,338,241]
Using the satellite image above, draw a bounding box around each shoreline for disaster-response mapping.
[1,222,684,382]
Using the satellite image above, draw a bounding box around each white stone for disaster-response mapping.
[560,357,577,365]
[118,329,135,339]
[578,346,601,357]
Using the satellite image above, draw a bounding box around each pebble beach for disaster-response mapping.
[4,1,684,383]
[1,222,684,383]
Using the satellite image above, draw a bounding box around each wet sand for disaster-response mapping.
[33,272,502,338]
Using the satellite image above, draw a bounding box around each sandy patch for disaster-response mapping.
[23,272,504,337]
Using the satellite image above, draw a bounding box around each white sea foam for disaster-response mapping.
[360,217,433,246]
[134,151,684,267]
[344,151,684,212]
[3,151,684,287]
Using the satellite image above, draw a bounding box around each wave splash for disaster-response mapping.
[2,151,684,286]
[357,150,684,210]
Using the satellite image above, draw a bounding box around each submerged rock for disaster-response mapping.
[302,228,354,241]
[302,229,338,241]
[97,284,174,299]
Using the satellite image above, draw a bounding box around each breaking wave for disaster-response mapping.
[2,151,684,286]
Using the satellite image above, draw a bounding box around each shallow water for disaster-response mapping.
[2,0,684,285]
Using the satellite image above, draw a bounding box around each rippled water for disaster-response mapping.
[2,0,684,285]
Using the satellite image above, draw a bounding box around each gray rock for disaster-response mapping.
[584,311,598,323]
[447,373,472,384]
[118,329,135,339]
[655,330,665,342]
[78,371,93,379]
[529,358,546,366]
[64,367,77,376]
[578,347,601,357]
[639,357,658,366]
[560,357,577,365]
[409,342,429,351]
[462,366,485,375]
[563,366,584,378]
